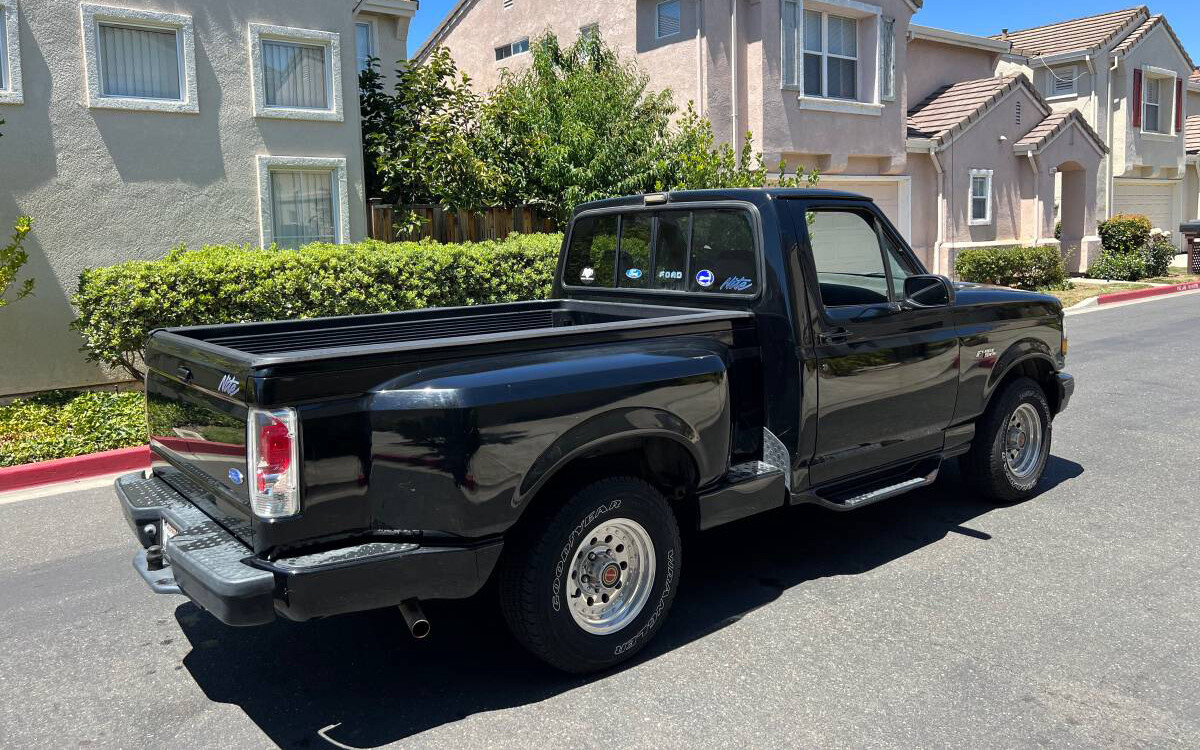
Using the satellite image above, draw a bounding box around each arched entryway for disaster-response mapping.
[1054,161,1088,271]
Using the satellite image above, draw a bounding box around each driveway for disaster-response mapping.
[2,294,1198,749]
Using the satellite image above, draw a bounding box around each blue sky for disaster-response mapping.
[407,2,1199,62]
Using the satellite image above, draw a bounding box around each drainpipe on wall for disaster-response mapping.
[928,148,946,275]
[731,0,740,164]
[1026,151,1043,245]
[696,0,705,118]
[1105,53,1120,218]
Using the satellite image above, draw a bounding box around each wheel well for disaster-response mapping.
[991,357,1058,414]
[512,436,701,536]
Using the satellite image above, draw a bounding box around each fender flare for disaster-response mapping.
[515,407,707,506]
[983,340,1058,410]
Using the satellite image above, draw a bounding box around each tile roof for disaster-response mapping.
[1112,14,1196,69]
[907,75,1037,144]
[992,6,1148,57]
[1014,110,1108,154]
[1192,69,1200,85]
[1187,115,1200,155]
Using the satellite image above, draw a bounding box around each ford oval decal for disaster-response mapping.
[228,468,244,485]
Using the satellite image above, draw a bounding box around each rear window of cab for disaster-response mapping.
[563,208,759,295]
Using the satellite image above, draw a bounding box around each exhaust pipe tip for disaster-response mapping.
[399,599,430,639]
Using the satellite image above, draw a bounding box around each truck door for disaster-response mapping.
[790,200,959,487]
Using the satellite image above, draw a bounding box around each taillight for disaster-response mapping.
[247,408,299,518]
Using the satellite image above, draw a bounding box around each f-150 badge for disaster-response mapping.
[976,348,998,360]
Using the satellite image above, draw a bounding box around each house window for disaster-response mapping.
[1047,66,1076,98]
[0,1,21,104]
[355,21,374,73]
[657,0,681,39]
[801,10,858,100]
[495,38,530,61]
[250,24,342,122]
[879,16,895,101]
[969,169,993,225]
[1143,76,1165,133]
[80,4,197,113]
[257,156,349,249]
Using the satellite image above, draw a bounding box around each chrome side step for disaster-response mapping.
[805,465,940,512]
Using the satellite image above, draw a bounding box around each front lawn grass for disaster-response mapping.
[1048,283,1152,309]
[1143,270,1200,284]
[0,390,146,467]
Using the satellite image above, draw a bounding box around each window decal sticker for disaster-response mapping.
[695,269,715,287]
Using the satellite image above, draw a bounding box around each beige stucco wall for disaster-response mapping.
[906,39,997,104]
[1112,26,1190,180]
[0,0,370,395]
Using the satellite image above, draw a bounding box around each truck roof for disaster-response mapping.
[574,188,874,215]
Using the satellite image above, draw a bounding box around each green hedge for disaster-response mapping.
[0,391,146,467]
[72,234,563,379]
[954,245,1066,290]
[1088,215,1174,281]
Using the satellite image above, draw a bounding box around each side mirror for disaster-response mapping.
[902,274,954,308]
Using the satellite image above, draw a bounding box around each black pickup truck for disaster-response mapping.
[117,188,1073,673]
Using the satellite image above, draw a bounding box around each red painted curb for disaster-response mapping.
[1097,281,1200,305]
[0,445,151,492]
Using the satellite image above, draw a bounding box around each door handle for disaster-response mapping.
[818,327,852,345]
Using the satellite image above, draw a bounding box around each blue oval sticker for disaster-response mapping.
[695,269,715,287]
[625,268,643,280]
[228,468,244,485]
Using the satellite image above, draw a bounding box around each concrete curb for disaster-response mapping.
[0,446,150,492]
[1097,281,1200,305]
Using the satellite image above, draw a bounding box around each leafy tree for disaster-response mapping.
[478,33,679,224]
[361,49,500,213]
[1,216,34,308]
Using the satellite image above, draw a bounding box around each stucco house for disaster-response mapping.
[417,0,927,250]
[1186,68,1200,226]
[0,0,416,396]
[992,7,1196,252]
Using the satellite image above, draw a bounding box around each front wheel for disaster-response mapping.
[498,477,682,673]
[960,377,1053,503]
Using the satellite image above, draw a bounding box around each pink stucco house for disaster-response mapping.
[416,2,1195,274]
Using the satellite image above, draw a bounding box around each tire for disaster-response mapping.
[960,376,1053,503]
[498,477,682,674]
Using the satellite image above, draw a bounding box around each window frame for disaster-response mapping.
[656,0,682,40]
[1046,65,1077,100]
[799,202,923,313]
[256,155,349,248]
[797,9,859,101]
[1140,68,1176,136]
[968,169,993,226]
[495,37,530,61]
[879,15,895,102]
[249,23,343,122]
[0,1,21,104]
[80,4,196,113]
[355,19,375,74]
[560,201,766,301]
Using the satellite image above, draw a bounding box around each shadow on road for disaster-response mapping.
[176,456,1083,748]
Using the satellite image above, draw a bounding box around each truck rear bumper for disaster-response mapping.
[115,472,502,626]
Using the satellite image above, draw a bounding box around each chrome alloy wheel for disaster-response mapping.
[1005,403,1043,479]
[565,517,656,635]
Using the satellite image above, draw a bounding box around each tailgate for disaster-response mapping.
[146,365,254,544]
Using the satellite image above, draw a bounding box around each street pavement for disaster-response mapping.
[2,294,1198,749]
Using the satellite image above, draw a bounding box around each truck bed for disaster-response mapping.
[150,300,752,373]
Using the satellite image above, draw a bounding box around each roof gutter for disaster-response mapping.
[908,25,1011,54]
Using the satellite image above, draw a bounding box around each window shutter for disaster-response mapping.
[1132,68,1142,128]
[879,17,896,101]
[1176,78,1184,132]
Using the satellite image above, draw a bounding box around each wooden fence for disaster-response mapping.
[368,201,560,243]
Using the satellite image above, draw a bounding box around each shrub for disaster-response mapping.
[1097,214,1152,255]
[1145,230,1176,277]
[0,390,146,467]
[2,216,35,308]
[954,245,1066,290]
[72,234,563,380]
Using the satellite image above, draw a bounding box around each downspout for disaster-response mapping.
[1026,151,1043,245]
[696,0,705,118]
[1084,54,1096,125]
[731,0,740,164]
[929,148,945,275]
[1105,53,1120,218]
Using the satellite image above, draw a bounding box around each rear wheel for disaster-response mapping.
[498,477,682,673]
[960,377,1052,503]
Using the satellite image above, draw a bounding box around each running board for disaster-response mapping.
[805,465,940,512]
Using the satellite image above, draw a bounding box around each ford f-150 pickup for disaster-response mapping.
[116,188,1073,673]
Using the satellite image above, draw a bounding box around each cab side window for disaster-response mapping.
[805,209,890,307]
[564,214,618,287]
[689,210,757,294]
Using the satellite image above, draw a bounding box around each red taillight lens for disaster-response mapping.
[247,408,299,518]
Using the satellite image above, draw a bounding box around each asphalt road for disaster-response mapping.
[3,293,1199,749]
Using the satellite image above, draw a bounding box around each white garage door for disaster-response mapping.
[827,180,900,223]
[1113,180,1179,245]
